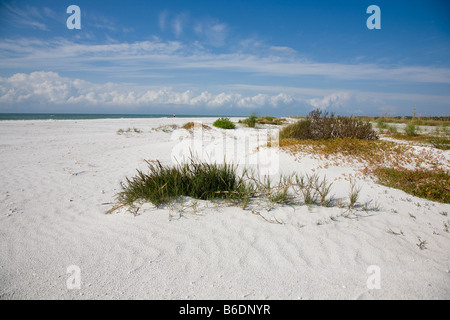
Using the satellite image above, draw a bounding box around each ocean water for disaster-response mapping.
[0,113,221,121]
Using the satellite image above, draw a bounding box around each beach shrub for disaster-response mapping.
[405,121,419,137]
[279,119,312,140]
[279,109,378,141]
[213,117,236,129]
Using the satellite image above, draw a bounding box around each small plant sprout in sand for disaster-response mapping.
[416,236,427,250]
[348,178,362,209]
[117,127,143,135]
[293,173,333,206]
[387,228,404,236]
[443,220,450,233]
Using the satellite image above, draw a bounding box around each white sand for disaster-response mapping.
[0,117,449,300]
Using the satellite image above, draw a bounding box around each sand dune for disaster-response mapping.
[0,118,449,299]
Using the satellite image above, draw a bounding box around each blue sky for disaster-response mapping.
[0,0,449,116]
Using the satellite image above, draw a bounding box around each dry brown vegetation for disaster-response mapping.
[182,122,212,130]
[280,109,378,141]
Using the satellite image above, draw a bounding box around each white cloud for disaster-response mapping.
[194,19,229,47]
[2,3,49,30]
[308,92,351,110]
[1,38,450,85]
[269,46,297,55]
[158,10,169,31]
[0,71,295,111]
[172,13,189,38]
[1,3,62,31]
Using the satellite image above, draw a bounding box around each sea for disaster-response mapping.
[0,113,224,121]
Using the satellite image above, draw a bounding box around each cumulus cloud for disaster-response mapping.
[0,71,295,111]
[308,92,351,110]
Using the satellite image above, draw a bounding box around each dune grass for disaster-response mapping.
[111,158,253,211]
[240,112,258,128]
[107,156,373,215]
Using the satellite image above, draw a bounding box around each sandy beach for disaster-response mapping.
[0,117,449,300]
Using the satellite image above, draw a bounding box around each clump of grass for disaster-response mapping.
[240,113,258,128]
[295,174,318,205]
[279,109,378,141]
[429,136,450,150]
[108,156,346,215]
[429,126,450,150]
[386,125,398,134]
[213,117,236,129]
[376,118,389,131]
[373,167,449,203]
[110,157,253,212]
[405,121,420,137]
